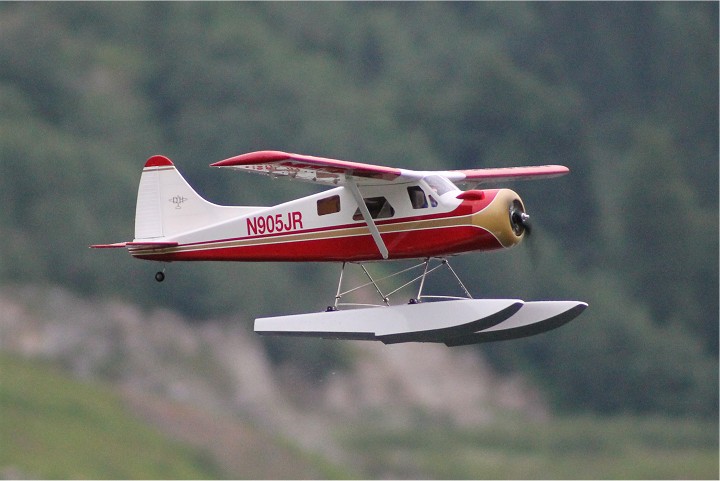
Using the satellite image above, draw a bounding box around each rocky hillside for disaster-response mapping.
[0,284,546,461]
[4,284,717,479]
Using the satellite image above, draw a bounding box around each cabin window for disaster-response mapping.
[317,195,340,216]
[352,197,395,220]
[424,175,458,196]
[407,186,428,209]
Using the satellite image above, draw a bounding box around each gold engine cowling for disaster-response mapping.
[471,188,530,248]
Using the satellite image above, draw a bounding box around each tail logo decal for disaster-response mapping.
[169,195,188,209]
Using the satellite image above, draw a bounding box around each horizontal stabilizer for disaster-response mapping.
[90,241,179,250]
[127,241,179,249]
[90,242,128,249]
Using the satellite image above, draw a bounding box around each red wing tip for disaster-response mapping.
[145,155,174,168]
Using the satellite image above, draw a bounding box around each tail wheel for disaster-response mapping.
[155,271,165,282]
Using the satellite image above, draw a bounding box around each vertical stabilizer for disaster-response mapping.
[134,155,252,241]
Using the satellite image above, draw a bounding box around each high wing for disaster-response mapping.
[212,150,569,186]
[211,150,415,186]
[445,165,570,185]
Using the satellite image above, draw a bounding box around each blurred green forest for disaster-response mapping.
[0,2,717,417]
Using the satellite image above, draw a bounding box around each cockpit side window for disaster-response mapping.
[424,175,458,196]
[352,197,395,220]
[407,186,428,209]
[317,195,341,216]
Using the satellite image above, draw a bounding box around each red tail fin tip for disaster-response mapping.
[144,155,174,168]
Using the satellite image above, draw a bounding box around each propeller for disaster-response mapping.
[510,199,542,272]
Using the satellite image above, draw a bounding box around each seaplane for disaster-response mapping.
[92,150,587,345]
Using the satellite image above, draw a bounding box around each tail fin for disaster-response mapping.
[134,155,248,240]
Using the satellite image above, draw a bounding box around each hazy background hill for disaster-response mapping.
[2,285,717,479]
[0,2,717,477]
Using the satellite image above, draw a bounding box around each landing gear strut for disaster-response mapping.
[328,257,473,311]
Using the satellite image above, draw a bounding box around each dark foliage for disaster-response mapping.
[0,2,716,416]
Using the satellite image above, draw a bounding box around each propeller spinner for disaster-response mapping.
[510,199,532,237]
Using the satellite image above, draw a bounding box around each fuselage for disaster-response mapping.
[128,176,527,262]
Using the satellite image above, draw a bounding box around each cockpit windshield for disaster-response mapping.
[423,175,459,196]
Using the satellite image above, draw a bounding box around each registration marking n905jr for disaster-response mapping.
[247,211,303,236]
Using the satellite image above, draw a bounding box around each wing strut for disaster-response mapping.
[347,179,389,259]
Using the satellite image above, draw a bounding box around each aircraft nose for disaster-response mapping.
[472,189,527,248]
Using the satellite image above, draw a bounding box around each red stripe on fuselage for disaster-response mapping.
[132,225,503,262]
[131,192,504,262]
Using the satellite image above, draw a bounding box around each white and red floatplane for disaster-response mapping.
[93,150,586,345]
